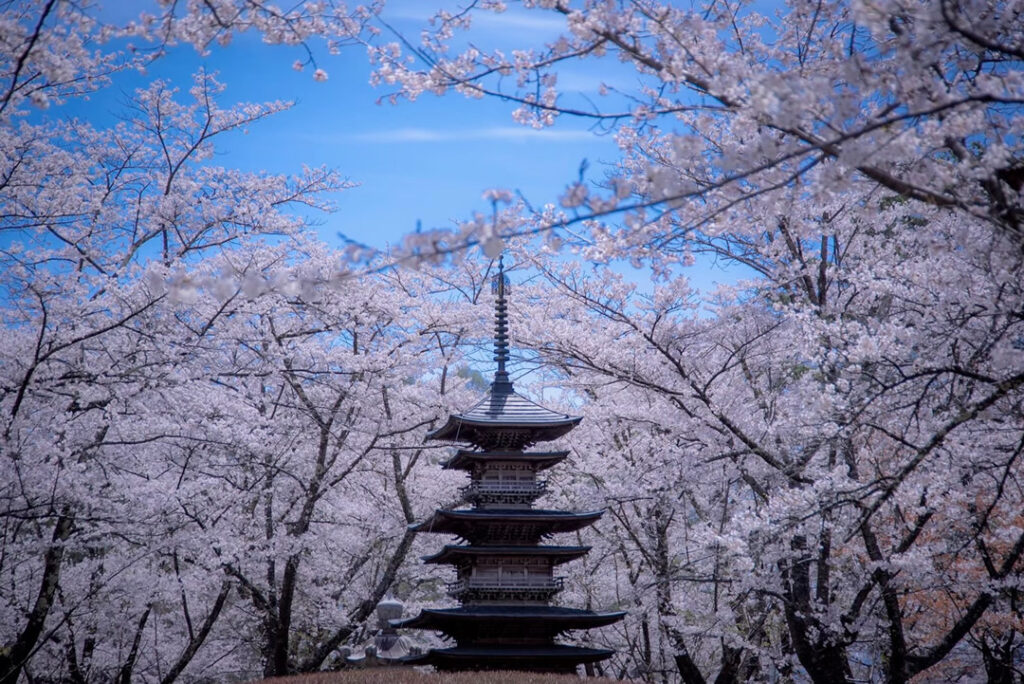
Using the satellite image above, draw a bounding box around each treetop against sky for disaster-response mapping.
[48,2,630,251]
[30,0,751,290]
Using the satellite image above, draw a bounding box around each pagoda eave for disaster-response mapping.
[396,606,626,637]
[413,508,604,541]
[442,449,570,471]
[425,385,581,446]
[427,416,580,445]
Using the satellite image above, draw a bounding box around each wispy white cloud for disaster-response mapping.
[347,126,601,144]
[383,3,566,33]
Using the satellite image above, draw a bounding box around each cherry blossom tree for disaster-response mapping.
[0,79,331,682]
[497,182,1024,683]
[370,0,1023,259]
[5,0,1023,682]
[0,66,489,678]
[365,1,1024,680]
[0,2,487,681]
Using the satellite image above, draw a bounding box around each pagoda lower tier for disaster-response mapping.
[424,544,592,603]
[396,606,625,672]
[399,606,626,640]
[401,506,624,672]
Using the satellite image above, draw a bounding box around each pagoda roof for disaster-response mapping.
[413,508,603,543]
[405,644,616,670]
[423,544,591,566]
[442,449,569,471]
[428,257,581,447]
[427,382,581,446]
[396,605,626,635]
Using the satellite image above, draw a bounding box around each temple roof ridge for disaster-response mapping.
[463,386,576,423]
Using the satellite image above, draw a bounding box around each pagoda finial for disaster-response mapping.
[491,255,512,391]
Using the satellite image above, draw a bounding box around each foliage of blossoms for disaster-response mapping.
[0,2,479,682]
[3,0,1024,683]
[370,0,1024,681]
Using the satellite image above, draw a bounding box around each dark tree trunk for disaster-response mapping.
[675,649,707,684]
[270,555,301,675]
[115,606,151,684]
[712,645,743,684]
[980,633,1018,684]
[0,513,73,684]
[780,535,852,684]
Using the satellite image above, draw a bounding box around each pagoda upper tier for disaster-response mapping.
[426,381,580,449]
[428,254,580,449]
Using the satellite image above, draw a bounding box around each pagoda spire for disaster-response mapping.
[491,255,512,392]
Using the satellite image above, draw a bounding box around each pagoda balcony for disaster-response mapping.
[446,576,564,600]
[460,481,547,504]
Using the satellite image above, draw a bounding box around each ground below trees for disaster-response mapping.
[258,670,618,683]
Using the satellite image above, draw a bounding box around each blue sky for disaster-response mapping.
[65,1,740,291]
[76,2,623,247]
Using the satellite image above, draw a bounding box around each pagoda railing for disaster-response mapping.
[447,576,564,595]
[460,481,547,497]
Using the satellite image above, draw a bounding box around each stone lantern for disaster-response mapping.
[345,598,421,667]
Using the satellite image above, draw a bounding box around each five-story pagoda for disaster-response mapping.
[398,258,624,673]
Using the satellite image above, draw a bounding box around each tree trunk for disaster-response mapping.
[712,645,743,684]
[0,513,73,684]
[674,649,707,684]
[115,606,151,684]
[980,633,1018,684]
[160,581,231,684]
[780,535,852,684]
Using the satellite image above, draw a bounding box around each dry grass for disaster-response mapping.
[257,670,618,683]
